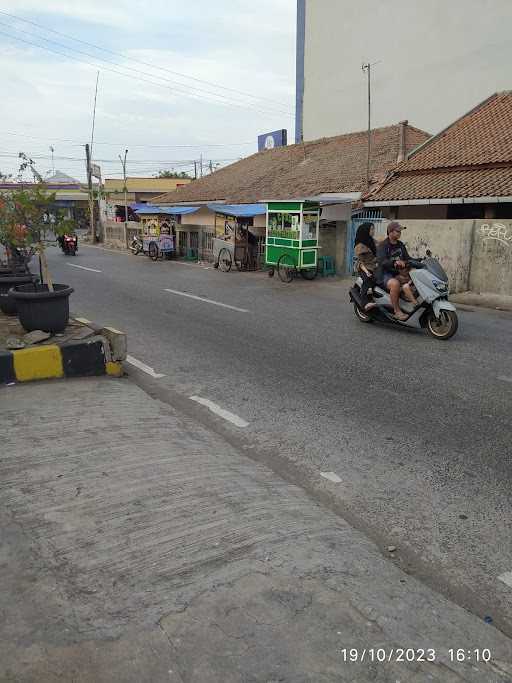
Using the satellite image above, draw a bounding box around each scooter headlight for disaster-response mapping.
[433,280,448,293]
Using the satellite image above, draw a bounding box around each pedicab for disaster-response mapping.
[265,201,320,282]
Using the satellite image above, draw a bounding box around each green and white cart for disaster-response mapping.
[265,201,320,282]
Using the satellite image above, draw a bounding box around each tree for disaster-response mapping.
[0,154,74,289]
[155,170,191,179]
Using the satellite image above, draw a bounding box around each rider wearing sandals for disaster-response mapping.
[376,221,418,321]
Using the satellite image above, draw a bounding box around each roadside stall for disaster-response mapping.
[210,204,266,272]
[265,201,320,282]
[133,205,198,261]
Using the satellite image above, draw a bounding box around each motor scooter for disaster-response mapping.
[349,253,458,340]
[129,234,143,255]
[60,234,78,256]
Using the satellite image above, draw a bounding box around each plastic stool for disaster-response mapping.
[318,255,336,276]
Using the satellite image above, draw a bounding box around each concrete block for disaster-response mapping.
[61,339,107,378]
[101,326,127,361]
[12,345,64,382]
[73,317,103,334]
[0,351,15,384]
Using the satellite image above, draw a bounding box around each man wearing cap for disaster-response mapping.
[376,221,416,321]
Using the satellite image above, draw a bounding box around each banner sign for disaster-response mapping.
[258,129,287,152]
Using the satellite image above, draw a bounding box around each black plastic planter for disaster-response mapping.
[11,283,74,332]
[0,274,38,316]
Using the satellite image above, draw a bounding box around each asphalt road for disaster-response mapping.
[46,242,512,635]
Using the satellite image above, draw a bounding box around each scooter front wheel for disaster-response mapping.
[353,302,373,323]
[426,309,458,340]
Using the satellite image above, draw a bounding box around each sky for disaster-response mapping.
[0,0,296,181]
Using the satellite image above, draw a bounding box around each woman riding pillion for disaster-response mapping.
[354,222,377,312]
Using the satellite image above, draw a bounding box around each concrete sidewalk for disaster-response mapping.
[0,377,511,682]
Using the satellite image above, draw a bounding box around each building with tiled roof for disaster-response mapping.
[364,92,512,220]
[154,122,430,206]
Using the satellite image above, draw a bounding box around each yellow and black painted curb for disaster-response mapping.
[0,334,124,385]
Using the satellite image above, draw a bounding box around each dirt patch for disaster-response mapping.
[0,313,94,352]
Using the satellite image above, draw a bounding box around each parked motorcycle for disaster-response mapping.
[60,234,78,256]
[349,253,458,340]
[129,234,143,255]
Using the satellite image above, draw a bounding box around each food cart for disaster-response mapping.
[265,201,320,282]
[133,208,176,261]
[213,230,254,272]
[142,231,175,261]
[211,204,265,272]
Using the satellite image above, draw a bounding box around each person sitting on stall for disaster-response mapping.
[354,222,378,311]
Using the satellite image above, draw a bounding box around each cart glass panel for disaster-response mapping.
[302,212,319,242]
[268,212,300,240]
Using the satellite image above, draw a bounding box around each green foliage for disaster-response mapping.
[156,170,191,179]
[0,153,74,271]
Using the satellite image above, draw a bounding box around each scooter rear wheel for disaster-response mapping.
[353,302,373,323]
[426,310,458,340]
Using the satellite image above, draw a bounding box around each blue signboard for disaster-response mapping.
[258,129,287,152]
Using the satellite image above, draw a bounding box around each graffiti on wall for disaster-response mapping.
[479,223,512,247]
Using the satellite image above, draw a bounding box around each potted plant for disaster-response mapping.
[0,199,38,315]
[0,155,74,330]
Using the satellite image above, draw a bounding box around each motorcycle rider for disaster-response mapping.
[376,221,417,320]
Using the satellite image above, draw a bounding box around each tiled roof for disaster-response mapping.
[366,167,512,201]
[154,123,430,205]
[365,92,512,202]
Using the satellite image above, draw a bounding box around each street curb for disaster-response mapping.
[0,320,126,385]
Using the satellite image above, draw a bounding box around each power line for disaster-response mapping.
[2,129,255,148]
[0,151,239,164]
[0,23,293,118]
[0,9,292,112]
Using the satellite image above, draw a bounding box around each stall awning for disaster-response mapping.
[162,206,200,215]
[208,203,266,218]
[132,204,200,215]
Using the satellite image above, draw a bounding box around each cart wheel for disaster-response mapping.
[300,266,318,280]
[268,267,274,277]
[149,241,159,261]
[277,253,296,283]
[218,248,232,272]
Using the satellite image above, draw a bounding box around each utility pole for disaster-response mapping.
[199,153,203,178]
[194,160,197,180]
[361,62,371,188]
[85,143,95,243]
[119,149,129,247]
[49,146,55,176]
[209,160,213,174]
[361,60,381,189]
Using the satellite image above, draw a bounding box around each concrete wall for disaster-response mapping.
[398,219,474,293]
[299,0,512,141]
[394,219,512,295]
[181,208,213,226]
[470,220,512,296]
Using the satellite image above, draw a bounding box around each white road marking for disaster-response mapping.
[164,288,249,313]
[498,375,512,384]
[172,260,210,269]
[498,571,512,588]
[189,396,249,427]
[67,263,102,273]
[320,471,343,483]
[126,355,165,379]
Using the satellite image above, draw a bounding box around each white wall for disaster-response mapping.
[300,0,512,141]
